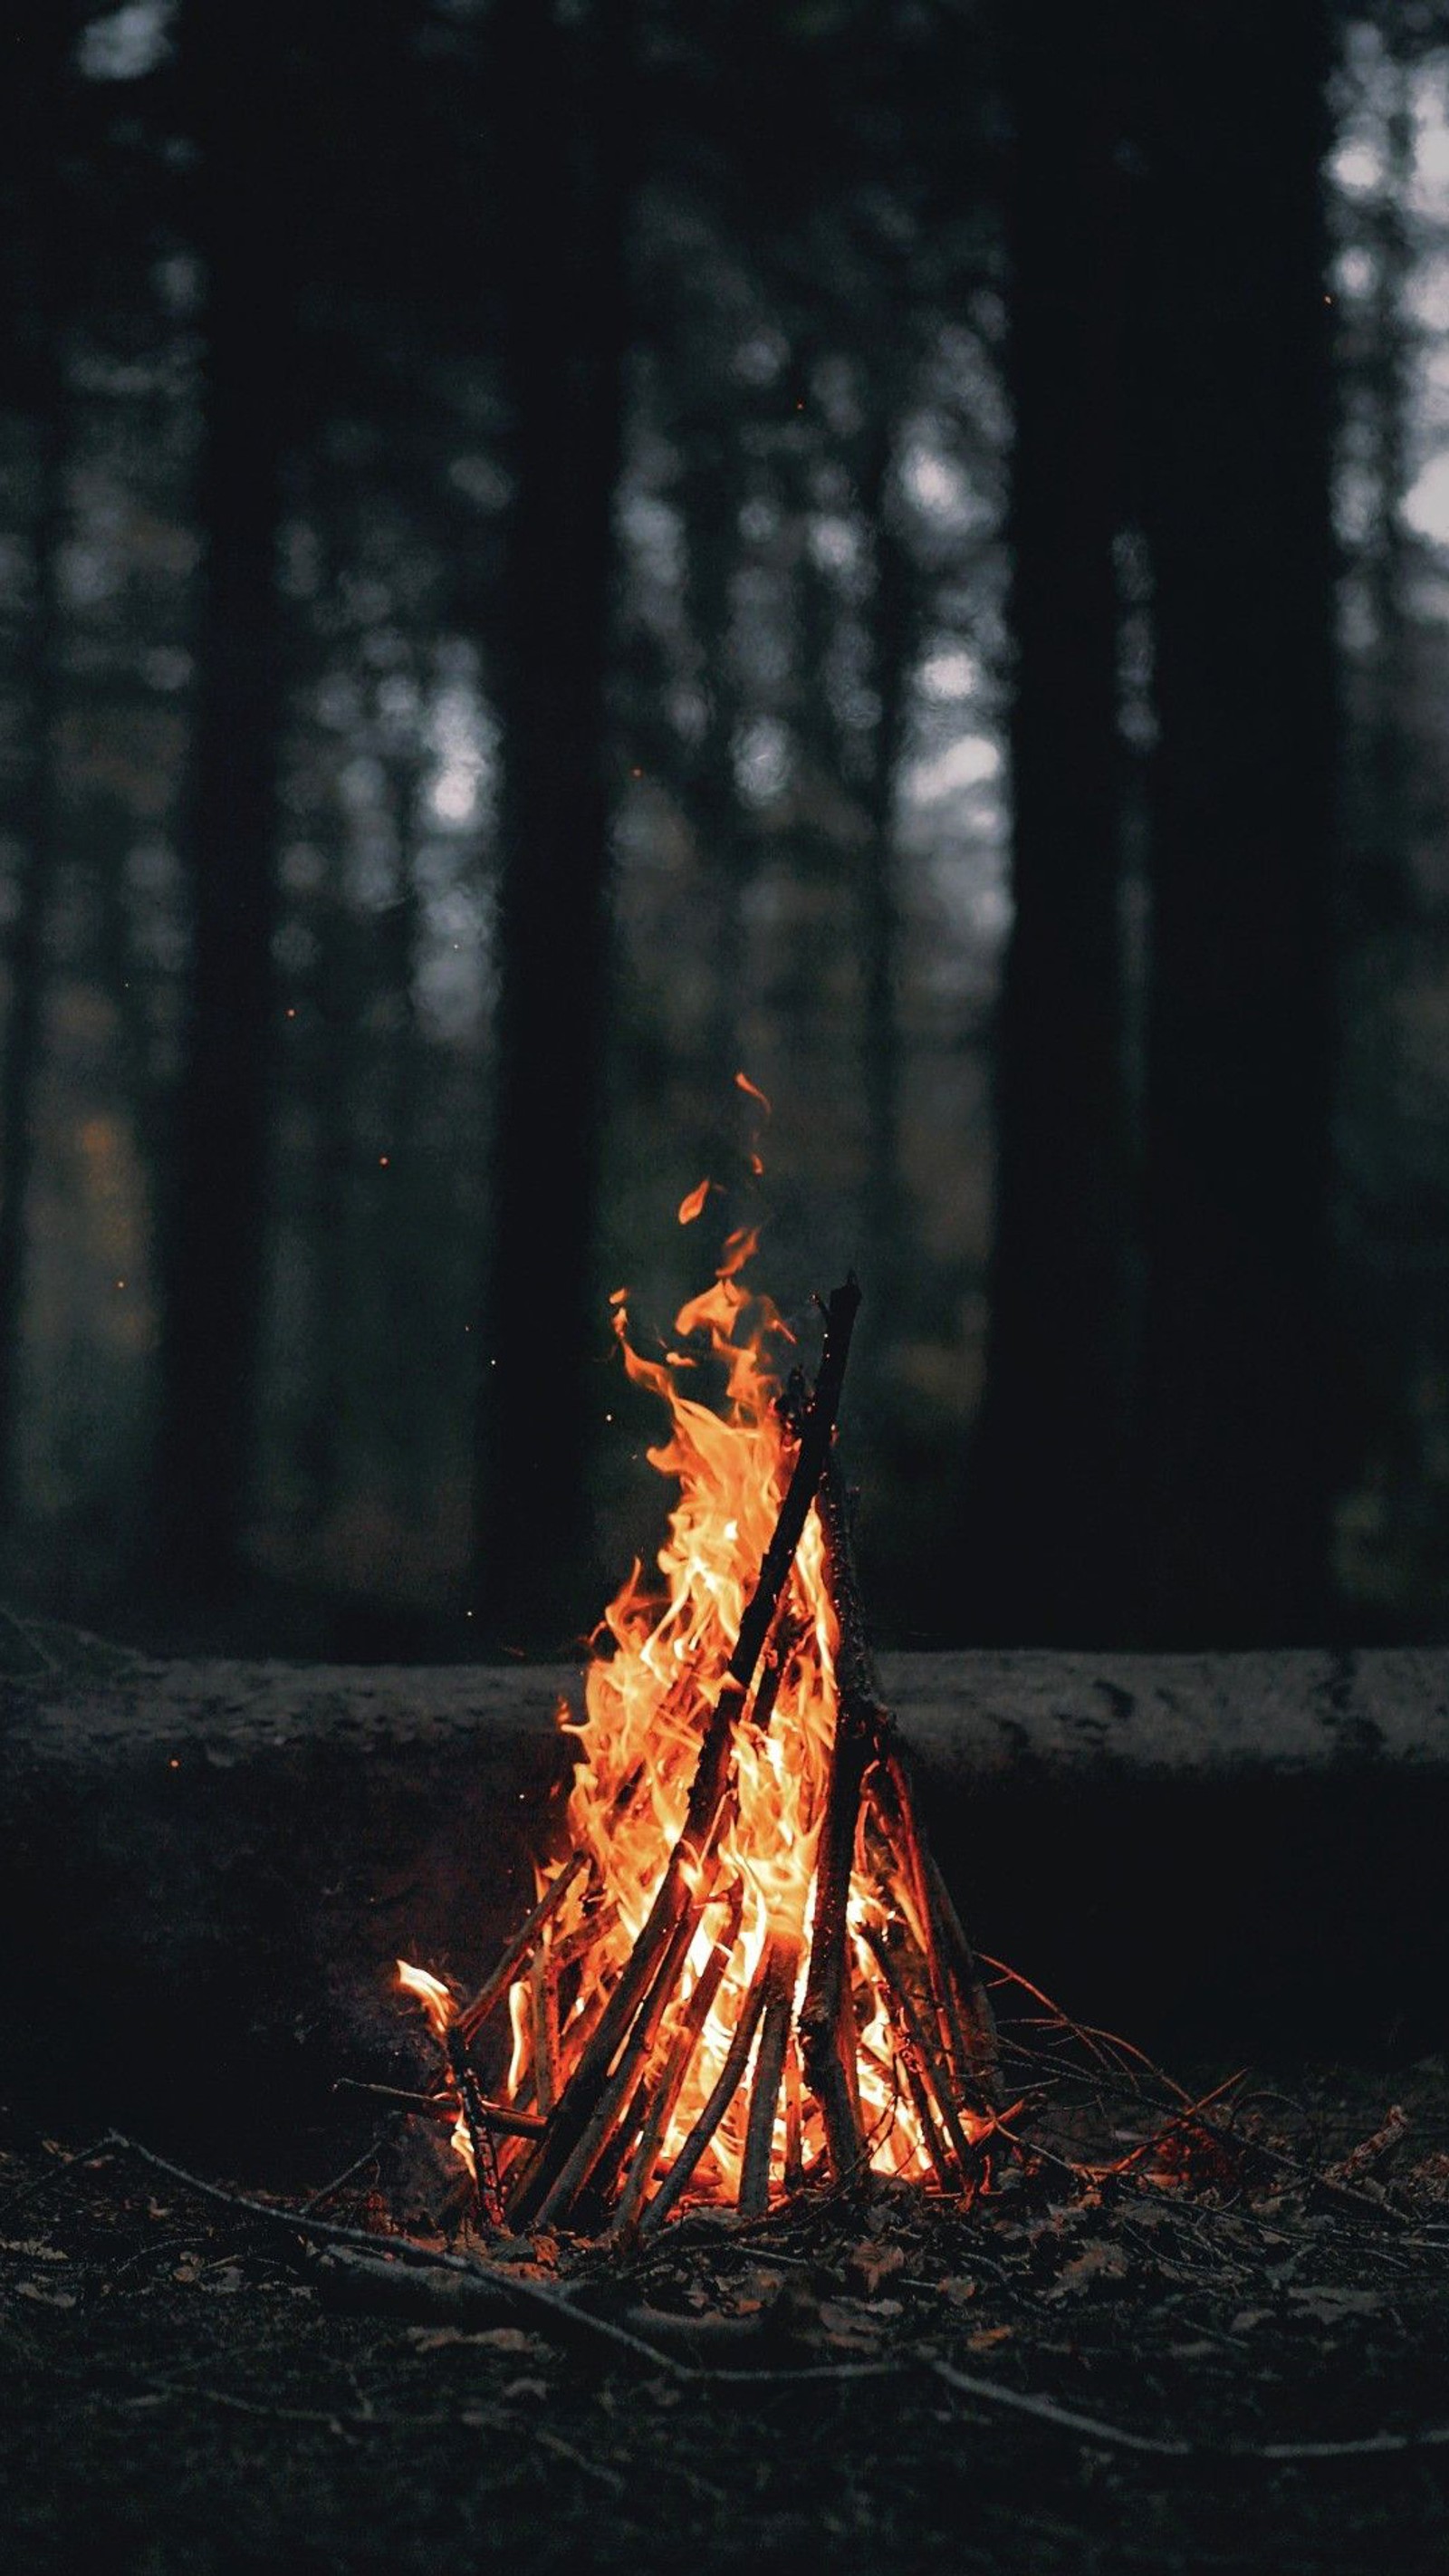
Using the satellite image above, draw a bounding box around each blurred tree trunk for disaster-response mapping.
[298,817,358,1529]
[681,424,750,1169]
[0,398,65,1527]
[1362,55,1415,937]
[0,20,72,1530]
[379,751,429,1523]
[473,0,633,1648]
[855,416,915,1353]
[967,14,1131,1641]
[1135,0,1336,1643]
[149,3,293,1600]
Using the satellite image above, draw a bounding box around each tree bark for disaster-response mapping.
[1135,0,1337,1643]
[473,0,634,1650]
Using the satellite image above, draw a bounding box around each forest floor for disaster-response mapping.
[3,2062,1448,2576]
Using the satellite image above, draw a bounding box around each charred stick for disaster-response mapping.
[923,1847,999,2081]
[446,2028,504,2222]
[833,1468,995,2101]
[457,1852,590,2047]
[638,1946,774,2236]
[555,1968,616,2081]
[551,1912,616,1980]
[867,1759,989,2123]
[797,1444,892,2175]
[877,1750,969,2088]
[510,1282,859,2225]
[333,2078,546,2139]
[783,2035,804,2192]
[530,1942,559,2117]
[586,2069,655,2218]
[841,1966,866,2137]
[798,1700,870,2177]
[859,1941,955,2190]
[811,1437,995,2111]
[859,1922,975,2190]
[661,1274,859,1883]
[530,1860,721,2227]
[811,1442,887,1735]
[611,1879,744,2242]
[606,1758,648,1825]
[722,1276,859,1692]
[747,1600,808,1738]
[739,1935,799,2216]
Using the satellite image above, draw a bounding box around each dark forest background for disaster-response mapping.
[2,0,1447,1660]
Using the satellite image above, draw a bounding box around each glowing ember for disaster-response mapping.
[399,1145,996,2227]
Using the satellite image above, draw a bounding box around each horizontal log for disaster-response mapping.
[3,1620,1446,2158]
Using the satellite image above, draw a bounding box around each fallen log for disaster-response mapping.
[3,1623,1448,2157]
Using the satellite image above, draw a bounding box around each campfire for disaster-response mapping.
[399,1176,1001,2235]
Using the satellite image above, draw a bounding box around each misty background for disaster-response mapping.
[1,0,1445,1660]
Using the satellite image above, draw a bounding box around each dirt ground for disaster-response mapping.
[3,2061,1448,2576]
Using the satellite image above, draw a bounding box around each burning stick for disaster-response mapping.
[812,1442,998,2154]
[783,2035,804,2191]
[335,2080,546,2139]
[794,1438,897,2175]
[638,1942,774,2235]
[740,1932,800,2216]
[529,1942,560,2117]
[923,1847,1000,2084]
[457,1850,590,2048]
[532,1847,725,2226]
[859,1921,970,2190]
[447,2025,504,2222]
[609,1878,744,2241]
[797,1698,870,2177]
[865,1754,997,2120]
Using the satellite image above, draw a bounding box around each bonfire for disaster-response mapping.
[400,1149,1000,2235]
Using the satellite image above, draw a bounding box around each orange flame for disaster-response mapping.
[400,1196,936,2211]
[514,1226,927,2203]
[677,1177,712,1226]
[396,1959,456,2042]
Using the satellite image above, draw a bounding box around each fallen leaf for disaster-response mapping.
[815,2298,884,2349]
[965,2323,1013,2354]
[846,2239,907,2298]
[1324,2106,1408,2188]
[407,2324,540,2355]
[0,2239,68,2262]
[1286,2285,1383,2322]
[17,2282,76,2309]
[1044,2241,1130,2301]
[936,2277,980,2306]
